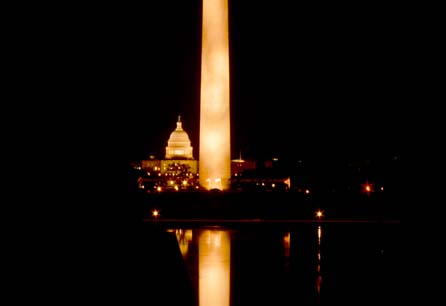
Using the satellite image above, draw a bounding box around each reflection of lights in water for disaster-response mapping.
[317,225,322,298]
[317,274,322,296]
[199,229,230,306]
[170,229,193,257]
[283,232,291,258]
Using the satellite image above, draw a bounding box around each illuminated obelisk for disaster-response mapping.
[199,0,231,191]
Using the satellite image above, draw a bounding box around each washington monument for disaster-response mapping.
[199,0,231,190]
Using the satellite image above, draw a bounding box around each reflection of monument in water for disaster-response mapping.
[171,227,322,306]
[199,0,231,191]
[199,230,230,306]
[171,228,230,306]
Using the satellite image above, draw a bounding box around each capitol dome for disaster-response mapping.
[165,116,194,159]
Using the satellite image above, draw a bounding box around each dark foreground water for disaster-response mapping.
[143,220,401,306]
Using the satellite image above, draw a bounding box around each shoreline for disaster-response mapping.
[132,189,401,223]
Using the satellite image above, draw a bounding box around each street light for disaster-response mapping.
[362,181,374,194]
[152,209,160,220]
[315,209,324,219]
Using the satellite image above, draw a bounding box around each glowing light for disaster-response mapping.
[284,177,291,189]
[174,229,193,257]
[199,0,231,191]
[315,209,324,219]
[362,181,374,193]
[152,209,159,218]
[199,229,230,306]
[316,225,322,300]
[283,232,290,258]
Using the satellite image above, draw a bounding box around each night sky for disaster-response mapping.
[100,0,407,164]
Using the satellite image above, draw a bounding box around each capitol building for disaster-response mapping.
[135,116,289,192]
[139,116,199,191]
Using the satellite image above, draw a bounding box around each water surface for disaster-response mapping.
[156,221,401,305]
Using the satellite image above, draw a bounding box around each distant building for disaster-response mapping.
[141,158,160,171]
[162,115,197,174]
[139,116,198,192]
[165,115,194,160]
[231,154,256,177]
[230,163,291,192]
[135,116,290,192]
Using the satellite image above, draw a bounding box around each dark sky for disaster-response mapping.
[107,0,407,163]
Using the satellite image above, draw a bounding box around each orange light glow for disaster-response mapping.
[315,210,324,219]
[199,229,230,306]
[199,0,231,191]
[152,209,159,218]
[362,182,374,193]
[173,229,193,257]
[283,232,291,258]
